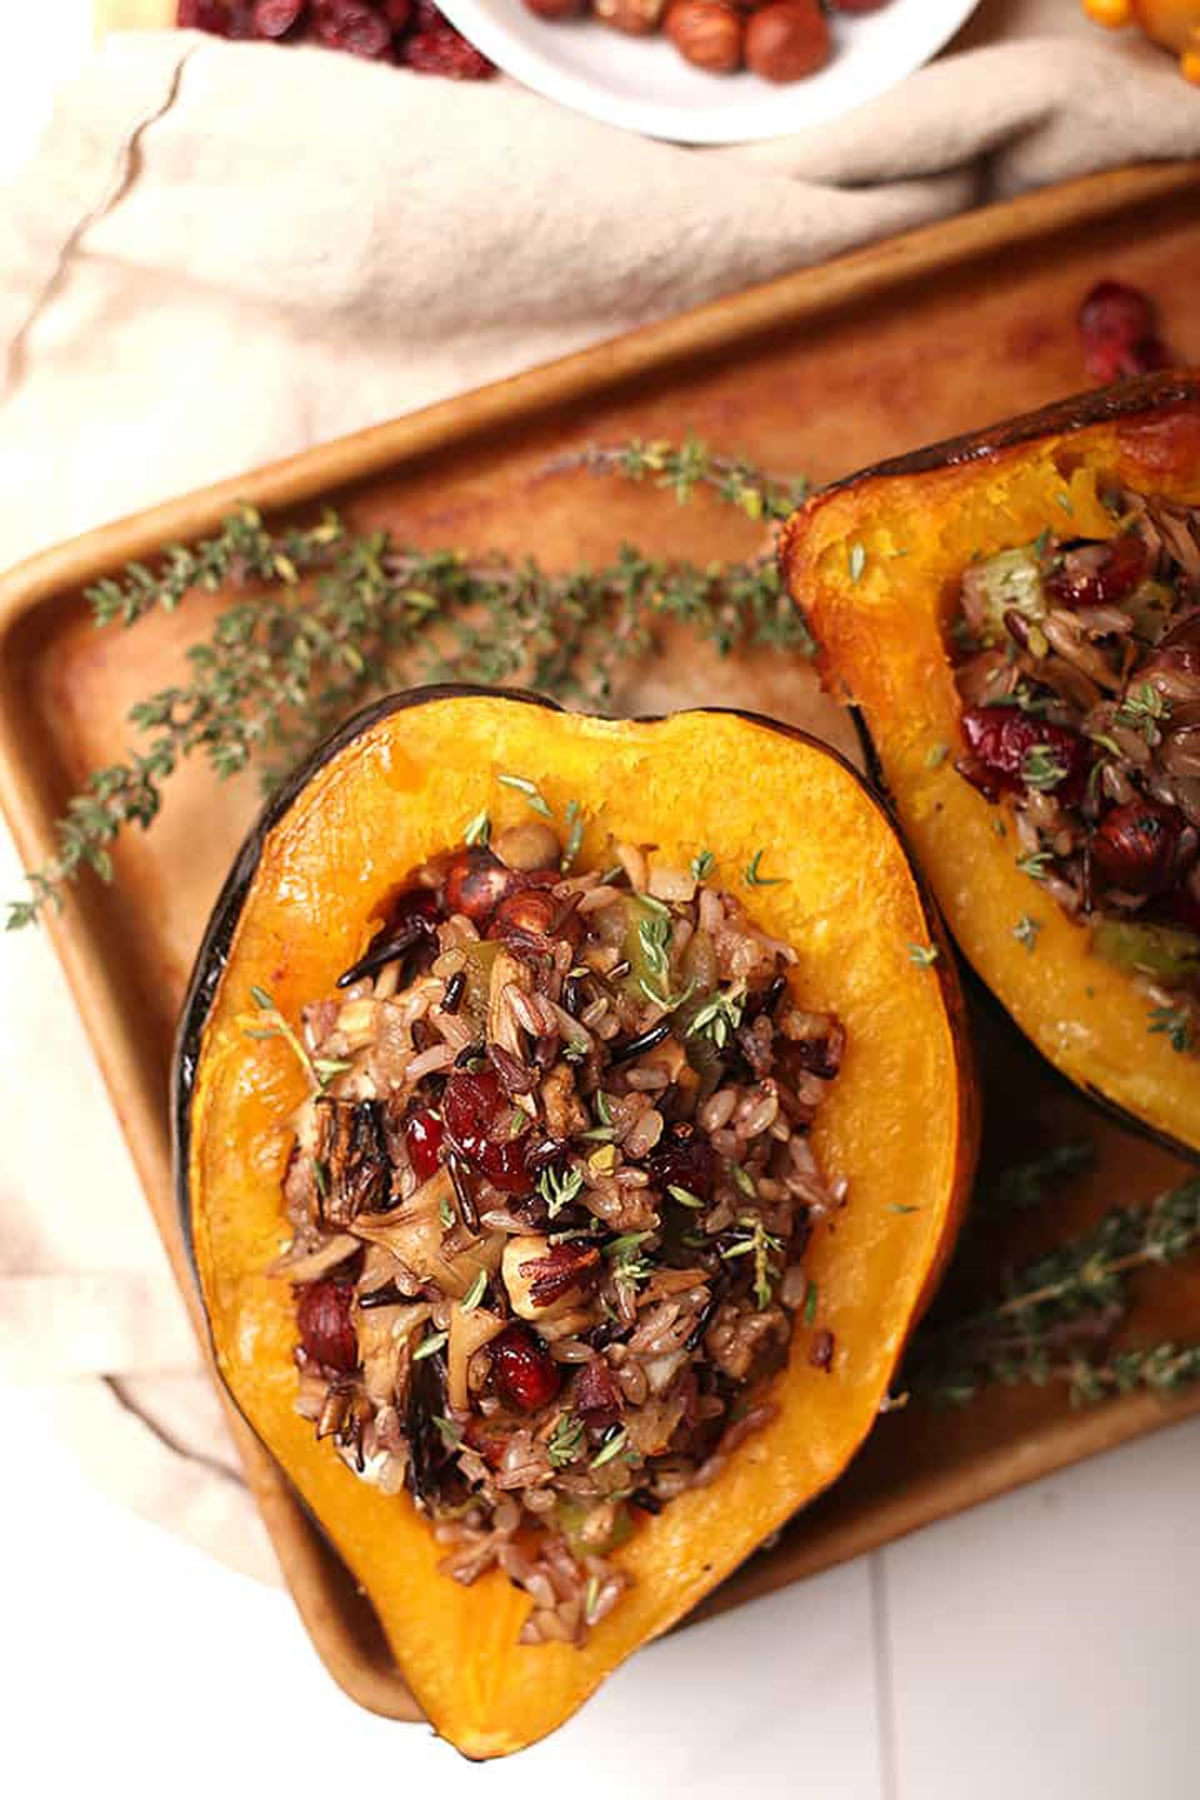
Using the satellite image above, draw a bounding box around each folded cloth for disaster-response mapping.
[0,0,1196,1583]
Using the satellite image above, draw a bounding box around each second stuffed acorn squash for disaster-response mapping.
[783,372,1200,1160]
[176,686,976,1757]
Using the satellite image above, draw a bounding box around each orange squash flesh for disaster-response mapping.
[178,688,977,1757]
[782,371,1200,1160]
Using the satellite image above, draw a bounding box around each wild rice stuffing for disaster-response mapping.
[268,813,846,1645]
[953,486,1200,1052]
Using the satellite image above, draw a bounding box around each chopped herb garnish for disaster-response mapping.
[434,1415,463,1450]
[1016,849,1053,882]
[547,1413,585,1469]
[731,1163,757,1200]
[668,1184,704,1210]
[687,982,747,1049]
[803,1280,819,1326]
[691,848,716,882]
[588,1143,617,1176]
[1033,527,1052,558]
[890,1203,921,1215]
[635,904,693,1007]
[924,743,949,770]
[460,1270,488,1313]
[1114,683,1172,748]
[595,1090,613,1127]
[242,986,345,1091]
[438,1188,455,1228]
[908,943,939,968]
[463,808,491,847]
[1013,914,1042,954]
[1056,491,1073,514]
[744,849,784,888]
[1020,744,1069,793]
[591,1428,628,1470]
[721,1216,784,1310]
[606,1230,655,1290]
[584,1574,603,1626]
[1149,1005,1194,1055]
[413,1329,449,1362]
[605,1229,655,1260]
[539,1163,585,1219]
[848,540,867,582]
[497,772,552,818]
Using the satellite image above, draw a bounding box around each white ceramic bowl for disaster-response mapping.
[435,0,980,145]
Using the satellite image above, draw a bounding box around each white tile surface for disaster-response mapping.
[883,1416,1200,1800]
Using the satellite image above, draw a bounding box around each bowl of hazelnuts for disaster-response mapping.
[432,0,978,141]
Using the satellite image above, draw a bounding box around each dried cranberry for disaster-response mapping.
[491,1326,560,1412]
[442,1065,532,1192]
[1045,535,1148,610]
[313,0,394,54]
[1092,798,1189,897]
[401,20,493,75]
[404,1106,445,1181]
[1077,281,1160,381]
[296,1280,358,1372]
[178,0,239,29]
[1078,281,1154,350]
[251,0,305,33]
[443,847,517,922]
[959,706,1092,807]
[381,0,413,22]
[573,1355,622,1426]
[646,1121,716,1201]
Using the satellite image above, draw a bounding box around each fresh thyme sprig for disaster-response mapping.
[721,1214,785,1311]
[9,438,814,928]
[551,434,810,523]
[909,1175,1200,1407]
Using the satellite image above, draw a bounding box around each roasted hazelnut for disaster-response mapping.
[493,819,562,872]
[665,0,744,69]
[443,846,516,922]
[745,0,829,80]
[594,0,666,33]
[1092,798,1191,897]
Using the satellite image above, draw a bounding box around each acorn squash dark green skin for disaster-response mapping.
[173,682,978,1757]
[783,370,1200,1163]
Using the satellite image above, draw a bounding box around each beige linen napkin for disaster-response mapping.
[0,0,1197,1583]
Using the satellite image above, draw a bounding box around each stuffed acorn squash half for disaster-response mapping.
[176,686,976,1757]
[783,371,1200,1160]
